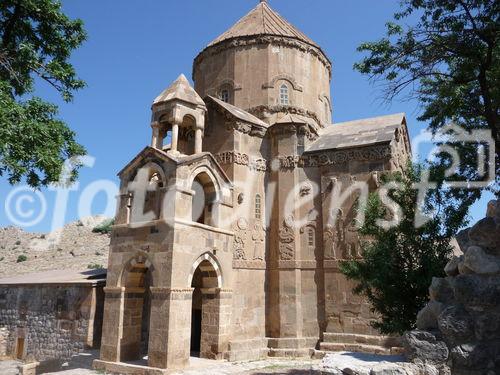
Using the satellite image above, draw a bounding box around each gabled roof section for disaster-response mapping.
[206,96,268,128]
[153,74,205,107]
[307,113,406,153]
[118,146,175,177]
[208,1,320,50]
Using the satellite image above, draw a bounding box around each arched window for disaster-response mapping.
[255,194,262,220]
[220,89,230,103]
[324,101,330,122]
[279,84,289,105]
[308,227,315,247]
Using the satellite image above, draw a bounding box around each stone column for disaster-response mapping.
[171,123,179,153]
[148,288,193,370]
[200,288,232,360]
[151,122,162,149]
[194,128,203,154]
[99,287,125,362]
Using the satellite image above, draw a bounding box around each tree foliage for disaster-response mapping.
[355,0,499,183]
[340,163,475,334]
[0,0,86,188]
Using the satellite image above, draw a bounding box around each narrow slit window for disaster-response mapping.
[279,84,289,105]
[220,89,230,103]
[308,228,315,246]
[255,194,262,220]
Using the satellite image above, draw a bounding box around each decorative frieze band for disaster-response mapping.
[215,145,391,173]
[215,151,268,172]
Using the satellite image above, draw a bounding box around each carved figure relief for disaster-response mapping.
[233,218,249,260]
[324,209,346,260]
[323,226,336,260]
[252,222,265,260]
[279,215,295,260]
[300,182,313,196]
[233,236,246,260]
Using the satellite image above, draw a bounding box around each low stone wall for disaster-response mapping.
[0,283,104,364]
[404,200,500,375]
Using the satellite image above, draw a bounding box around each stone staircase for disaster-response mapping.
[319,333,404,356]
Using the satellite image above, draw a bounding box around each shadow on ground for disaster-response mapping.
[36,350,99,374]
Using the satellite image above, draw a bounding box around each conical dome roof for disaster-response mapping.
[207,0,320,49]
[153,74,205,107]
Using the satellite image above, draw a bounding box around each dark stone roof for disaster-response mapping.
[207,1,320,49]
[307,113,406,152]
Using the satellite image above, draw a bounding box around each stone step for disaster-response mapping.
[323,333,401,348]
[319,342,399,356]
[267,348,313,358]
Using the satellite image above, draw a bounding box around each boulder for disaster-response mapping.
[417,301,444,330]
[437,305,474,346]
[455,229,471,254]
[463,246,500,275]
[403,331,449,365]
[453,274,500,307]
[444,256,461,277]
[429,278,454,304]
[468,217,500,255]
[473,311,500,341]
[449,343,496,372]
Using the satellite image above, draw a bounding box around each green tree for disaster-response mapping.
[0,0,87,188]
[340,163,474,334]
[354,0,499,184]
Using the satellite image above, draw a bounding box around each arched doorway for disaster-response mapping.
[188,254,230,360]
[120,256,152,363]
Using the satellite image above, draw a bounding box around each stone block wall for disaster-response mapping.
[0,283,104,363]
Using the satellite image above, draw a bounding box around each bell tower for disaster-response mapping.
[150,74,207,155]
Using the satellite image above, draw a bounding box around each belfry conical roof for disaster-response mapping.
[208,0,320,49]
[153,74,205,107]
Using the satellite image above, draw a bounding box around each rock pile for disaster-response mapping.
[404,200,500,375]
[0,216,110,278]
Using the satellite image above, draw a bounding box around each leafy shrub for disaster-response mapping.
[87,263,104,270]
[92,218,115,234]
[16,255,27,263]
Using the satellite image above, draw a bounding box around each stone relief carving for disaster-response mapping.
[251,221,265,260]
[237,217,249,231]
[300,182,313,197]
[233,217,249,260]
[215,151,267,172]
[233,236,246,260]
[216,145,391,173]
[276,145,392,170]
[279,215,295,261]
[324,209,346,260]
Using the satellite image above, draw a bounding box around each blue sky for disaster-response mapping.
[0,0,494,232]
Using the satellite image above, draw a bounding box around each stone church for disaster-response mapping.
[95,0,411,372]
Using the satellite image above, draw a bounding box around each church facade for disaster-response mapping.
[96,1,411,371]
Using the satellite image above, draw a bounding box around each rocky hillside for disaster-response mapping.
[0,216,111,278]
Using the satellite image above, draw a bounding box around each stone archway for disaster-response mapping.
[118,254,153,363]
[188,253,230,360]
